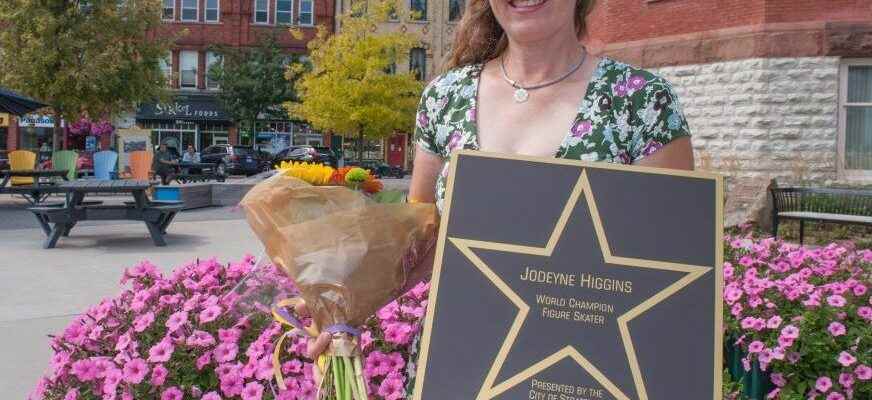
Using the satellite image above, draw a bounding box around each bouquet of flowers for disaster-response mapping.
[240,162,438,400]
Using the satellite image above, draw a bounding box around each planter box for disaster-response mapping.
[154,183,212,210]
[724,336,774,400]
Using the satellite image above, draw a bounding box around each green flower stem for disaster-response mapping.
[354,356,369,397]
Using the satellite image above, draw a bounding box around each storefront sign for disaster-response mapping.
[137,95,230,121]
[19,114,63,128]
[414,151,724,400]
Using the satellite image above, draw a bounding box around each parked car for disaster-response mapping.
[345,160,406,178]
[271,145,339,168]
[200,144,261,176]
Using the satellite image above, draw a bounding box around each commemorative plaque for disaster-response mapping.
[413,151,724,400]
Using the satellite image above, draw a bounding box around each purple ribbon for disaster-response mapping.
[273,304,361,337]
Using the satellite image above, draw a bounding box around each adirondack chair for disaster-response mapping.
[93,151,118,180]
[129,151,153,181]
[52,150,78,181]
[8,150,37,186]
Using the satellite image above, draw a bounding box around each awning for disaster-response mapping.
[0,86,48,116]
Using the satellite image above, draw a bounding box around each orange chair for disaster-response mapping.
[9,150,37,186]
[129,151,153,181]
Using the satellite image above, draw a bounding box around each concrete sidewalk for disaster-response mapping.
[0,218,261,398]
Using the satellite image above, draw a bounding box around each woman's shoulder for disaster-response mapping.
[420,64,481,101]
[592,57,679,99]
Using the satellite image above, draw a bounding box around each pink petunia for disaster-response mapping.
[148,340,174,363]
[827,321,846,337]
[160,386,183,400]
[214,342,238,363]
[855,364,871,380]
[815,376,833,392]
[199,305,223,324]
[377,372,406,400]
[70,359,98,382]
[747,341,765,353]
[196,351,212,370]
[780,325,800,339]
[858,306,872,320]
[826,393,845,400]
[151,364,168,386]
[827,295,847,307]
[202,392,222,400]
[186,330,216,347]
[165,311,188,332]
[837,351,857,367]
[132,312,155,333]
[122,358,149,384]
[241,381,264,400]
[839,372,854,388]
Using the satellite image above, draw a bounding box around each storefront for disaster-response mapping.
[252,120,324,155]
[0,113,8,159]
[136,94,232,154]
[18,113,62,163]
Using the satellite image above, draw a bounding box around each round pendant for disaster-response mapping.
[513,88,529,103]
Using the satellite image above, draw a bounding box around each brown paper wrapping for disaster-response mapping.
[241,173,438,329]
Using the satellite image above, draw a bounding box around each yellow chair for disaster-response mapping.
[9,150,37,186]
[129,151,153,181]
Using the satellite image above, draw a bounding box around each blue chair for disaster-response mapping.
[93,150,118,180]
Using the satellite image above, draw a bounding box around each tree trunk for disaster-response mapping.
[357,130,364,163]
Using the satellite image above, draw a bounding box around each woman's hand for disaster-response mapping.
[293,301,332,359]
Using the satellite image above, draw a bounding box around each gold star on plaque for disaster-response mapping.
[447,170,713,400]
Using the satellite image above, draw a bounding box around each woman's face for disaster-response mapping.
[489,0,578,46]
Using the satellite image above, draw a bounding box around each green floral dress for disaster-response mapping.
[414,57,692,212]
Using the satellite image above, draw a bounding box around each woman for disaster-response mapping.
[304,0,694,364]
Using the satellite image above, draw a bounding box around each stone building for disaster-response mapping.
[332,0,464,169]
[586,0,872,225]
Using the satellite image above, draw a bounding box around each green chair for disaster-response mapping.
[52,150,78,181]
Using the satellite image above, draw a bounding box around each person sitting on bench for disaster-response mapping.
[153,143,178,185]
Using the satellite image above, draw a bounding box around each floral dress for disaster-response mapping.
[414,57,692,212]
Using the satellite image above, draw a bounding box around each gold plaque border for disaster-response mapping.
[413,150,724,400]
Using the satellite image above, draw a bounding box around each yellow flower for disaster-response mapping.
[277,161,335,185]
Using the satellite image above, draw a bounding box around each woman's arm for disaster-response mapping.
[399,147,443,293]
[635,136,695,171]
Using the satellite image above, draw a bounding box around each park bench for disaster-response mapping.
[770,187,872,244]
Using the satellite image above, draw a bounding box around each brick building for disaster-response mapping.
[586,0,872,225]
[125,0,336,157]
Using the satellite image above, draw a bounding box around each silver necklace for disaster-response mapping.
[500,50,587,103]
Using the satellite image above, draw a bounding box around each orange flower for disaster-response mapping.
[331,167,353,185]
[361,175,383,194]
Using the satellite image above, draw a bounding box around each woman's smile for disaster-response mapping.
[508,0,549,13]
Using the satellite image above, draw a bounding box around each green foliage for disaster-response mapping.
[289,0,423,159]
[0,0,173,121]
[207,31,300,136]
[723,369,745,400]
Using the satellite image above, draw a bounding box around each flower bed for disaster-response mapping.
[724,234,871,400]
[29,256,427,400]
[30,235,871,400]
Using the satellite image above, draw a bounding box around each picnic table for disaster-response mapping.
[27,180,184,249]
[0,169,69,204]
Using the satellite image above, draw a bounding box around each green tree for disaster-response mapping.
[208,31,299,144]
[289,0,423,162]
[0,0,173,149]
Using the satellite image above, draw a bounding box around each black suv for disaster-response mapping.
[272,146,338,168]
[201,145,261,176]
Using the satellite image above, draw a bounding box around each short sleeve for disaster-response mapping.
[628,75,692,161]
[413,83,441,156]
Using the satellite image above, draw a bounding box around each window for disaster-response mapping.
[162,0,174,20]
[299,0,314,25]
[449,0,464,21]
[841,62,872,174]
[205,0,219,22]
[180,0,197,21]
[254,0,269,23]
[206,52,222,90]
[409,48,426,81]
[179,51,198,88]
[160,53,173,87]
[276,0,293,24]
[410,0,427,21]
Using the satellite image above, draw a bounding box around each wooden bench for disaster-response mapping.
[770,187,872,244]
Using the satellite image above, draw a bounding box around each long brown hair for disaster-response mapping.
[444,0,596,71]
